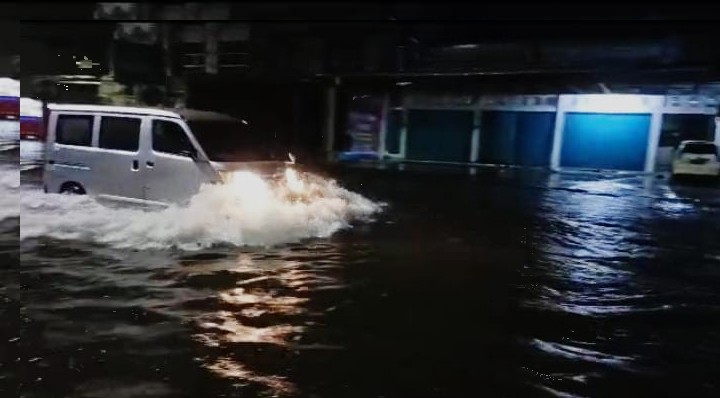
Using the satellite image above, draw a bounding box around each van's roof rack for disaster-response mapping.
[47,103,182,119]
[169,108,243,123]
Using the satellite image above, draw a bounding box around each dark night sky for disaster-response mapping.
[13,3,720,47]
[21,22,113,76]
[13,3,720,21]
[13,3,720,84]
[18,2,95,21]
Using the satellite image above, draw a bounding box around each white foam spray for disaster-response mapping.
[20,169,383,250]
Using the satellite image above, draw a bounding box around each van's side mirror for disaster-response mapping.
[180,148,197,159]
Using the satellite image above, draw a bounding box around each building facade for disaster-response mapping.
[340,90,720,173]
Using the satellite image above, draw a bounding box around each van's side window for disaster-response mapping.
[99,117,140,151]
[152,120,194,156]
[56,115,93,146]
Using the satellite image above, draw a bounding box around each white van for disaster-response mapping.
[671,140,720,178]
[43,104,287,205]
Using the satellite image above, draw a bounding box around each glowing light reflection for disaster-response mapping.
[205,358,297,395]
[193,250,349,397]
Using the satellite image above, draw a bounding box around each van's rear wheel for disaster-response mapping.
[59,182,86,195]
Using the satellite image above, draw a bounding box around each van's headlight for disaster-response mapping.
[218,167,311,200]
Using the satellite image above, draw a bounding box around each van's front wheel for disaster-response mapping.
[59,182,86,195]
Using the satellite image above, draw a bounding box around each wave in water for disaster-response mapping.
[21,170,383,250]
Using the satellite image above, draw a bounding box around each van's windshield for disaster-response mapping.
[682,143,718,156]
[187,120,287,162]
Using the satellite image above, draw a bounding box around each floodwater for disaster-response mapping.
[6,159,720,397]
[1,146,20,394]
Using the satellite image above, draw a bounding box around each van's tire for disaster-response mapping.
[59,182,86,195]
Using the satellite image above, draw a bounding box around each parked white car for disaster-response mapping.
[671,140,720,178]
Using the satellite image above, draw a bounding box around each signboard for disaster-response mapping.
[479,95,558,110]
[663,95,719,115]
[344,95,384,156]
[405,93,477,108]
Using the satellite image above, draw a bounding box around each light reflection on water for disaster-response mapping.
[182,245,347,396]
[204,358,298,396]
[524,205,620,394]
[520,175,720,397]
[530,338,636,369]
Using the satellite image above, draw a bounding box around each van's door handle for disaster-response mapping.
[132,160,139,171]
[146,161,155,168]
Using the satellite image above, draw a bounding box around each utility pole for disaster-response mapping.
[161,23,174,106]
[323,77,339,161]
[205,23,219,75]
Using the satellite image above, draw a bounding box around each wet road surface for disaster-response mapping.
[5,161,720,397]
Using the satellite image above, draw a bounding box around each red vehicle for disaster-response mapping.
[0,95,18,121]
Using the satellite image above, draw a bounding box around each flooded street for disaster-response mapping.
[7,161,720,397]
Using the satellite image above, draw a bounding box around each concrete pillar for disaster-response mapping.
[323,78,339,161]
[399,108,408,159]
[205,23,218,75]
[644,110,663,173]
[550,100,568,171]
[162,24,172,79]
[468,107,482,176]
[470,107,482,162]
[377,93,390,159]
[107,31,116,79]
[550,115,565,171]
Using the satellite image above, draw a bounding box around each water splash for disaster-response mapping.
[20,169,383,250]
